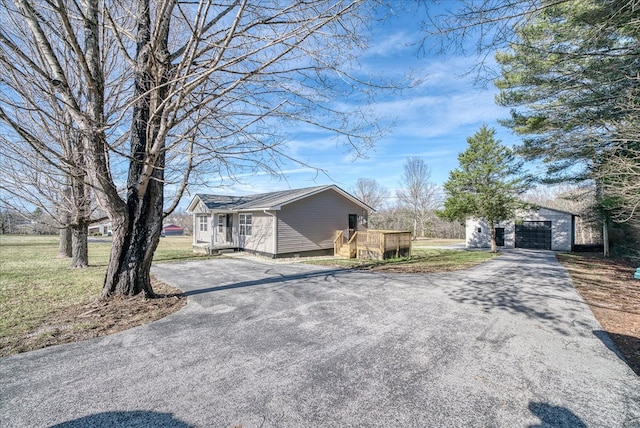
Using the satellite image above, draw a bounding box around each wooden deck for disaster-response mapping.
[334,230,412,260]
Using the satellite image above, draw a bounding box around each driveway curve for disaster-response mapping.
[1,250,638,427]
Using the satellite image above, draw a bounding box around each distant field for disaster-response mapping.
[0,234,203,352]
[412,238,465,248]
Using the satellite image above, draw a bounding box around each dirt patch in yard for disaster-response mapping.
[557,253,640,376]
[0,278,185,357]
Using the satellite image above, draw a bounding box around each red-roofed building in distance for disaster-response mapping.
[162,224,185,237]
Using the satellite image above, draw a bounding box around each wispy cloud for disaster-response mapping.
[364,30,419,58]
[183,8,514,207]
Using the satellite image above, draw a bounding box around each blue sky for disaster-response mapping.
[193,5,516,206]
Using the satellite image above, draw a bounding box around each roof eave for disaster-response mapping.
[186,195,203,213]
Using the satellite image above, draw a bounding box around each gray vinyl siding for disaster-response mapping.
[194,214,212,244]
[241,211,275,255]
[277,190,368,254]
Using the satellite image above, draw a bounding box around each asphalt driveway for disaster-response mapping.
[1,250,639,427]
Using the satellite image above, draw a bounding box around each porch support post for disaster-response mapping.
[192,214,196,245]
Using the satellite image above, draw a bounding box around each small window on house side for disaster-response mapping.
[239,214,252,236]
[199,215,208,232]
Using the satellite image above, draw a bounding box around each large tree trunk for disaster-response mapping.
[489,220,497,253]
[70,221,88,268]
[100,181,163,297]
[58,226,72,258]
[99,0,169,298]
[602,215,610,258]
[70,148,90,268]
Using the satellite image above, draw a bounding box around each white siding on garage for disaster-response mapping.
[277,190,367,255]
[466,208,574,251]
[466,218,514,249]
[519,208,573,251]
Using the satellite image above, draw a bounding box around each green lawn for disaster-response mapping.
[0,235,202,341]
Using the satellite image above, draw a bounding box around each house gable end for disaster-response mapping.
[187,195,208,214]
[274,185,372,212]
[191,185,371,213]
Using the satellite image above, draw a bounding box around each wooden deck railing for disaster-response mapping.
[334,229,412,260]
[333,230,357,258]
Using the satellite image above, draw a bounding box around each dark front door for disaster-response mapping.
[495,227,505,247]
[226,214,233,243]
[348,214,358,237]
[515,221,552,250]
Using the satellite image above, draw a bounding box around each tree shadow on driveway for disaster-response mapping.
[593,330,640,376]
[51,411,192,428]
[183,268,349,296]
[442,250,597,337]
[528,402,586,428]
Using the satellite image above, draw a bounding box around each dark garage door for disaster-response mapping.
[515,221,552,250]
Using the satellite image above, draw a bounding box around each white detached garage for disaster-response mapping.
[466,207,576,252]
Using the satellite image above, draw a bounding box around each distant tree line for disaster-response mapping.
[351,158,464,240]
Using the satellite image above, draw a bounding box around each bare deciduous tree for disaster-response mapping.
[0,111,95,267]
[396,157,439,239]
[351,178,389,211]
[1,1,392,298]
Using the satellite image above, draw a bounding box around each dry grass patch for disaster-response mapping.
[557,253,640,376]
[0,235,203,356]
[1,279,185,356]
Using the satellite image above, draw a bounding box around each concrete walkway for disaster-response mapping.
[1,250,638,427]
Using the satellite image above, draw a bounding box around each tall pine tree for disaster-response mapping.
[494,0,640,253]
[439,126,530,252]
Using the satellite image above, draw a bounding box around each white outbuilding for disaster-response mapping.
[466,207,576,251]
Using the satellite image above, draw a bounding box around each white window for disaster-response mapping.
[218,214,224,233]
[199,215,208,232]
[239,214,252,236]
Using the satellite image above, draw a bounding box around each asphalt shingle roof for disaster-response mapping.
[195,185,344,211]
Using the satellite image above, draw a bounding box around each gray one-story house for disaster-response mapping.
[466,207,576,251]
[187,185,371,258]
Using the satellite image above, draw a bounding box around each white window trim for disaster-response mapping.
[239,213,252,236]
[218,214,224,233]
[199,215,208,232]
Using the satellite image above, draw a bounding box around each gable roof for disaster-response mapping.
[187,185,372,213]
[526,205,578,217]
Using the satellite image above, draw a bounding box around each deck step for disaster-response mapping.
[335,246,354,258]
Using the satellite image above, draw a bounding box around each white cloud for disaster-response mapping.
[364,30,419,58]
